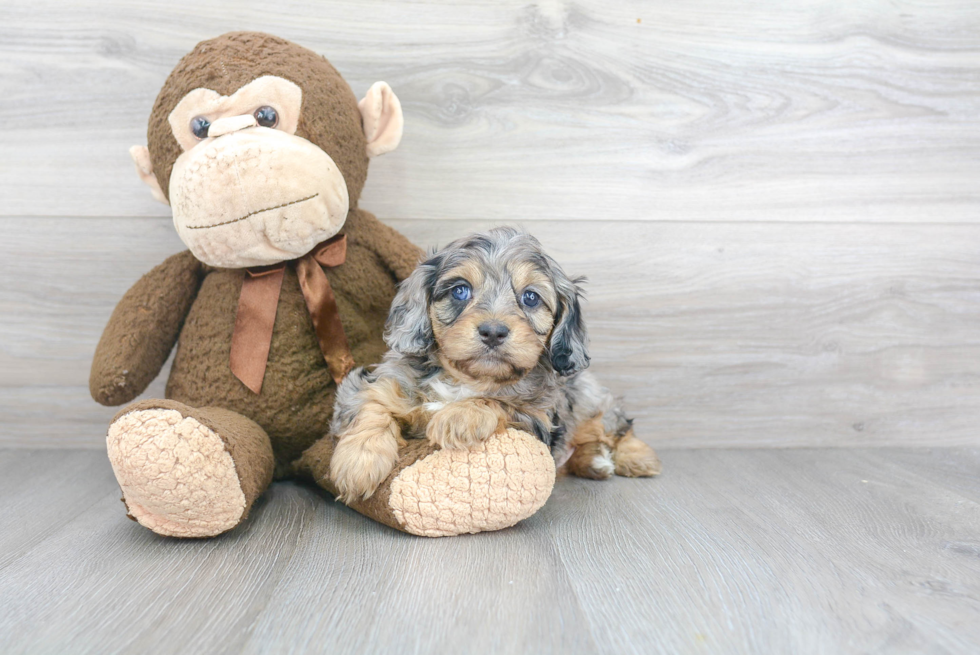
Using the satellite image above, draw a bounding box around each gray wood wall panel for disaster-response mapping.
[1,1,978,449]
[1,1,978,222]
[3,217,979,448]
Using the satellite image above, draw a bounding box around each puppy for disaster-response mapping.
[330,227,661,502]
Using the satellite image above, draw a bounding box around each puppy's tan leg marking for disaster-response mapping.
[612,430,662,477]
[331,380,409,503]
[426,399,507,450]
[564,415,661,479]
[563,417,616,480]
[565,442,616,479]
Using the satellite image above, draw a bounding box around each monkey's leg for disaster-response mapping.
[294,428,556,538]
[106,399,274,538]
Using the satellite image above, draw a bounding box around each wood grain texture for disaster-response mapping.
[2,216,979,448]
[2,2,979,450]
[1,1,979,222]
[0,447,977,654]
[2,6,977,653]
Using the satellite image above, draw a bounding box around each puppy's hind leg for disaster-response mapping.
[561,373,661,479]
[563,417,616,480]
[612,431,661,477]
[564,411,661,480]
[604,409,661,478]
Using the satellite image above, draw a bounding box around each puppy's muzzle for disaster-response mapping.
[478,321,510,348]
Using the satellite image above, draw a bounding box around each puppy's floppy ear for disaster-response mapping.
[549,272,590,376]
[385,253,441,355]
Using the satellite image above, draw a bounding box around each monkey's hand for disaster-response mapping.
[426,399,508,450]
[90,250,203,406]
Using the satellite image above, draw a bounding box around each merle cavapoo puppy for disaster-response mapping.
[330,227,661,502]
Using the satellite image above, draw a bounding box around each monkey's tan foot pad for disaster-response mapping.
[107,407,246,538]
[387,428,556,537]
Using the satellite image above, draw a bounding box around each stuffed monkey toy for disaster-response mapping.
[91,32,555,538]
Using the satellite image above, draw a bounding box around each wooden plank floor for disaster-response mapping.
[1,447,977,654]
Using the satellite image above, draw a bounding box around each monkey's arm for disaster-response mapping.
[345,208,424,282]
[90,250,204,406]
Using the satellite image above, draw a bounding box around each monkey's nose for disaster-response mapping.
[478,322,510,347]
[208,114,259,138]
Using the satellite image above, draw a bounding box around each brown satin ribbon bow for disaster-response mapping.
[229,234,355,394]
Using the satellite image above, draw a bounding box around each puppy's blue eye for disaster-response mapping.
[522,290,540,308]
[452,284,471,301]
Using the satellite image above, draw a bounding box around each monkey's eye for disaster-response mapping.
[254,106,279,128]
[190,116,210,139]
[521,290,541,308]
[451,284,472,302]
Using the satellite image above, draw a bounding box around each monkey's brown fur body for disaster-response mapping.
[92,33,556,538]
[92,210,413,468]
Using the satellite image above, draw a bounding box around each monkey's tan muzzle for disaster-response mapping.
[169,128,350,269]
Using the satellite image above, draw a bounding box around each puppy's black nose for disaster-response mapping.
[478,321,510,347]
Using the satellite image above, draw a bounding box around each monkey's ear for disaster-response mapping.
[129,145,169,205]
[358,82,403,158]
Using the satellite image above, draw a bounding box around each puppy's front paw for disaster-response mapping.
[427,400,506,450]
[330,430,400,503]
[613,433,662,477]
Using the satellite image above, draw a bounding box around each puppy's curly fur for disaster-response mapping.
[330,227,660,502]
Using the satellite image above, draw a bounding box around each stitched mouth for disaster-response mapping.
[185,193,319,230]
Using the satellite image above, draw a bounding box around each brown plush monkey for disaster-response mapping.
[92,32,555,538]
